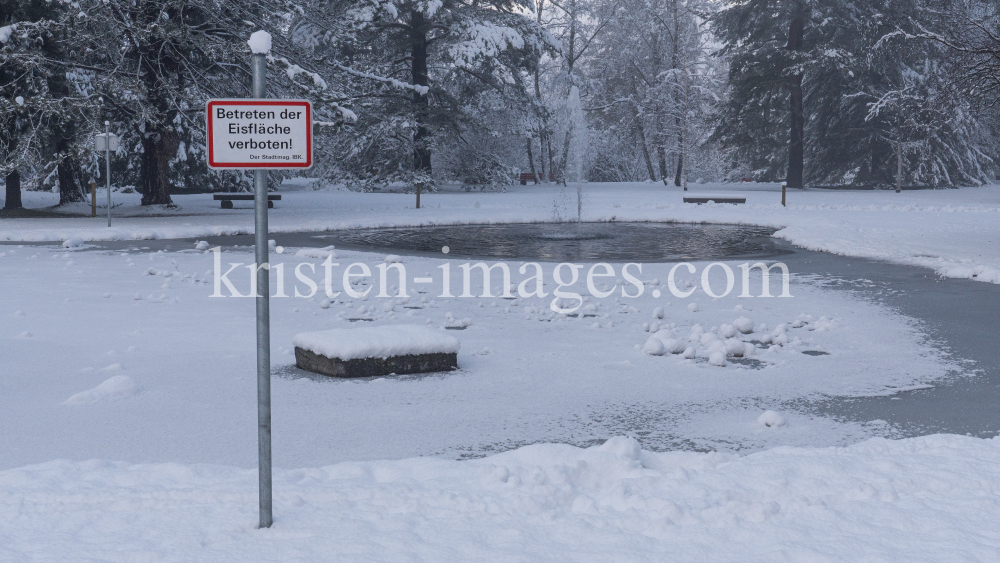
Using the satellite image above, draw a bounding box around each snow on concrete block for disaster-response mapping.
[293,325,459,378]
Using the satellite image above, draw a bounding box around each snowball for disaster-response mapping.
[682,346,696,359]
[652,307,664,319]
[687,302,698,312]
[194,241,210,251]
[247,30,272,54]
[757,410,786,427]
[15,95,24,106]
[725,338,746,357]
[103,293,111,298]
[734,317,754,334]
[720,324,738,339]
[743,343,756,357]
[319,299,330,309]
[385,254,403,264]
[659,337,686,354]
[62,237,84,249]
[649,320,660,333]
[708,351,727,367]
[643,337,666,356]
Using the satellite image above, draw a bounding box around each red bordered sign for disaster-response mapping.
[207,99,313,169]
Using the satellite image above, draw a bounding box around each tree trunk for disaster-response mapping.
[140,127,178,206]
[4,169,22,209]
[410,10,432,177]
[785,14,806,189]
[527,139,540,183]
[636,119,657,181]
[656,141,668,185]
[535,0,548,183]
[57,155,85,205]
[547,136,555,182]
[671,0,683,187]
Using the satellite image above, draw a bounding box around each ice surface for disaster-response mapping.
[293,325,460,360]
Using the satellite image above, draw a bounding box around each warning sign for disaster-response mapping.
[207,100,312,169]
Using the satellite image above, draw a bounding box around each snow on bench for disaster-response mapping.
[293,325,460,378]
[683,193,746,204]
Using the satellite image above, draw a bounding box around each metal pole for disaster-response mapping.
[91,182,96,218]
[896,142,902,194]
[416,182,421,209]
[782,182,786,207]
[105,121,111,227]
[252,51,273,530]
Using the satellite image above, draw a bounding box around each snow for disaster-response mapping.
[62,375,138,406]
[708,351,727,366]
[0,24,14,43]
[247,30,272,54]
[758,410,787,427]
[295,246,336,259]
[3,435,998,561]
[733,316,754,333]
[293,325,460,360]
[643,336,666,355]
[62,237,83,248]
[3,182,1000,558]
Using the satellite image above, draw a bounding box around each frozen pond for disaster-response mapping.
[3,221,997,455]
[306,222,787,262]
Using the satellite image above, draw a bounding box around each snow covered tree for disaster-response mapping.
[588,0,721,185]
[1,0,94,205]
[712,0,810,186]
[712,0,994,187]
[295,0,548,189]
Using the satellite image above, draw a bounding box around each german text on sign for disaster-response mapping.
[207,100,312,169]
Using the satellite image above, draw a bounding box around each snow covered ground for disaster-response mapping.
[2,182,998,559]
[3,435,999,561]
[3,181,1000,284]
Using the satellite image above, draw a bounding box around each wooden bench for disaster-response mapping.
[213,194,281,209]
[519,172,556,185]
[683,196,746,204]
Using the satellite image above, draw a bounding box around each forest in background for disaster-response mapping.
[2,0,1000,206]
